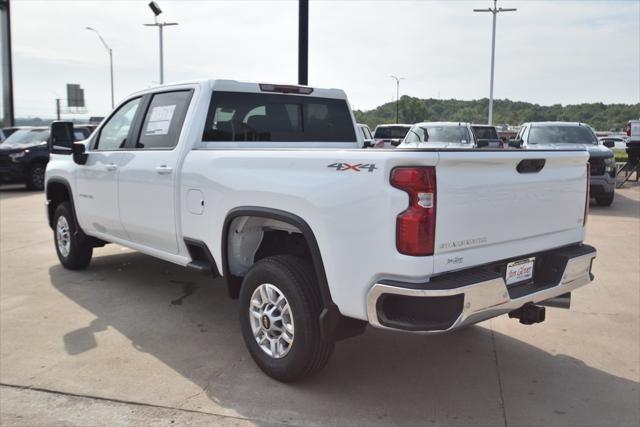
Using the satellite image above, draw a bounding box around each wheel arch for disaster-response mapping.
[46,178,75,229]
[222,207,362,341]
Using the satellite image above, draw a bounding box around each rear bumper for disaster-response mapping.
[366,244,597,333]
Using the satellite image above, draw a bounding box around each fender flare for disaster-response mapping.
[221,207,349,341]
[46,177,77,229]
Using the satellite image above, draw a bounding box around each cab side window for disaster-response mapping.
[95,98,141,150]
[136,90,193,149]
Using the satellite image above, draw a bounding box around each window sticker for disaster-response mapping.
[145,104,176,136]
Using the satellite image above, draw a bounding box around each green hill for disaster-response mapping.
[354,96,639,132]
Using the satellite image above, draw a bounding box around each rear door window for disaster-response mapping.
[136,90,193,149]
[203,91,356,142]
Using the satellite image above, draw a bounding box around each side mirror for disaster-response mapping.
[602,140,615,149]
[72,142,88,165]
[49,121,74,154]
[508,138,523,148]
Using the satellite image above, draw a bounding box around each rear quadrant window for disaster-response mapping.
[203,91,356,142]
[137,90,193,149]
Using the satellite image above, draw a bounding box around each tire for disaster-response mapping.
[26,163,46,191]
[239,255,335,382]
[53,202,93,270]
[596,193,614,206]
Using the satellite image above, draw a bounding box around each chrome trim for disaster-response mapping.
[366,250,596,333]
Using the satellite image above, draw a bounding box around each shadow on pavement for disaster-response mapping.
[48,251,639,426]
[0,185,40,200]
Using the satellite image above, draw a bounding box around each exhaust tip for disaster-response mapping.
[539,292,571,310]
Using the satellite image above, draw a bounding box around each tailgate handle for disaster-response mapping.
[517,159,545,174]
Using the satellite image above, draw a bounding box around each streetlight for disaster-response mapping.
[144,1,178,85]
[86,27,114,109]
[390,75,405,124]
[474,0,516,125]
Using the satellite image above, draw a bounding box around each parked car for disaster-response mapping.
[398,122,477,148]
[372,124,412,148]
[512,122,616,206]
[599,136,628,151]
[45,79,596,381]
[0,125,93,190]
[471,124,503,148]
[357,123,374,148]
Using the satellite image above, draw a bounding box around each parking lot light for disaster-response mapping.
[473,0,517,125]
[86,26,114,109]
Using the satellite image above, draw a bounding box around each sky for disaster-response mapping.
[4,0,640,118]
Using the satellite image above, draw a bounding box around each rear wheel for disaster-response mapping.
[26,163,45,190]
[596,193,614,206]
[53,202,93,270]
[239,255,334,382]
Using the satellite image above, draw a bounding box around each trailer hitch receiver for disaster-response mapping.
[509,303,546,325]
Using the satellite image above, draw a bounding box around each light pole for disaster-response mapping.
[474,0,516,125]
[144,1,178,85]
[86,27,114,109]
[390,75,405,124]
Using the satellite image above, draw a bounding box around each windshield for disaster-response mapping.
[424,125,471,144]
[528,126,597,145]
[473,127,498,140]
[3,129,50,146]
[374,126,410,139]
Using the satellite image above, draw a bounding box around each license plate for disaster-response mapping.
[505,257,535,286]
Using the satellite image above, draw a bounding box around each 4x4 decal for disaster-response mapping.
[327,163,377,172]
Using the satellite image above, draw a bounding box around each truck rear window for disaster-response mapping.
[202,91,356,142]
[374,126,410,139]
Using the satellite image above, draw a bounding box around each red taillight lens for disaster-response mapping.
[584,163,590,226]
[391,167,437,256]
[627,124,632,137]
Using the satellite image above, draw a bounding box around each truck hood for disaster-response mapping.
[0,141,48,151]
[529,143,612,159]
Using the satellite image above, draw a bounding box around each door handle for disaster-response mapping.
[155,165,173,175]
[105,163,118,171]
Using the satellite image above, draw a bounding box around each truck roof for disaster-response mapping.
[415,121,471,127]
[375,124,412,128]
[130,79,349,101]
[525,121,588,127]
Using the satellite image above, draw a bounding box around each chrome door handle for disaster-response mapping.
[105,163,118,171]
[155,165,173,175]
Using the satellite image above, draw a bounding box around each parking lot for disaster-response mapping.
[0,184,638,426]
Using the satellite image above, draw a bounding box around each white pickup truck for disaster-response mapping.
[45,79,597,381]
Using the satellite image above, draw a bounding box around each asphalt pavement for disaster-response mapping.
[0,183,638,426]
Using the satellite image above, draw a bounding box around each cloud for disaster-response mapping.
[9,0,640,118]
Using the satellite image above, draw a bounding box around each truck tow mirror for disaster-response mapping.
[508,138,523,148]
[49,121,74,155]
[72,142,88,165]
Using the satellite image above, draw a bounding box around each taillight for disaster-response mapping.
[584,163,590,226]
[391,167,437,256]
[627,123,632,137]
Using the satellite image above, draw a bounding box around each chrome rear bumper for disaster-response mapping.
[367,245,596,333]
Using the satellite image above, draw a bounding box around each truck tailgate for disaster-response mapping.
[433,150,589,274]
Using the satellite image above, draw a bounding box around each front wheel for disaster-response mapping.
[53,202,93,270]
[239,255,334,382]
[26,163,46,191]
[596,193,614,206]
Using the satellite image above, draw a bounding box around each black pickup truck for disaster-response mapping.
[0,126,95,190]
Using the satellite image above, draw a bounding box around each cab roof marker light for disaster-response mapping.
[259,84,314,95]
